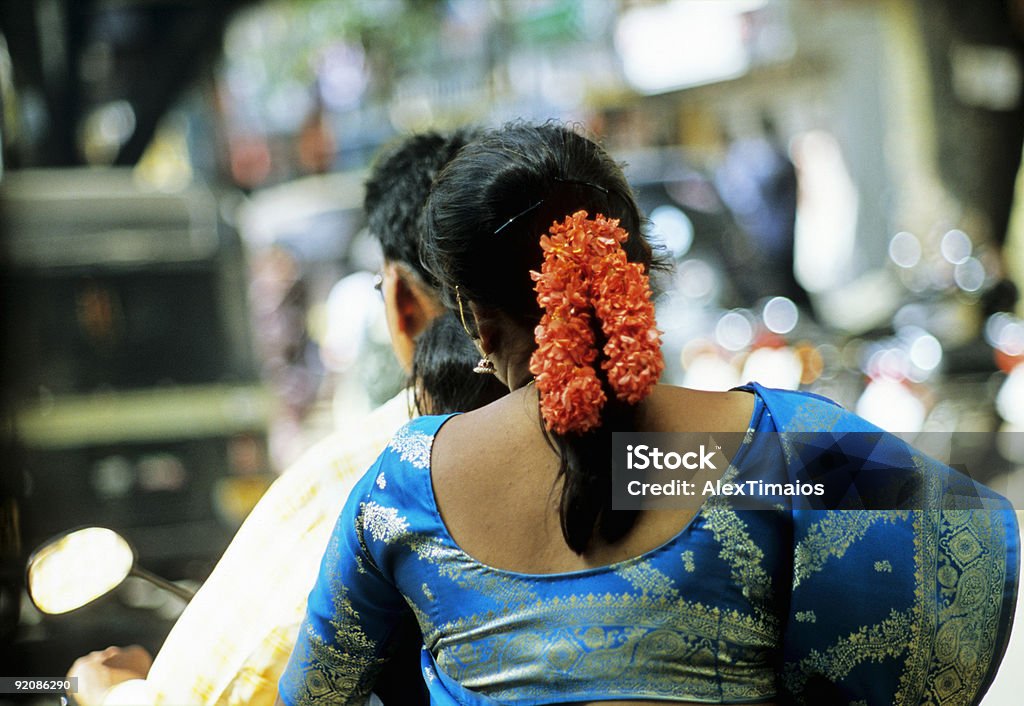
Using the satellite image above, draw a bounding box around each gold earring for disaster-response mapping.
[473,356,496,375]
[471,336,496,375]
[455,285,474,338]
[457,285,496,374]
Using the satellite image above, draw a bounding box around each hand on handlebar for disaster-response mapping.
[66,645,153,706]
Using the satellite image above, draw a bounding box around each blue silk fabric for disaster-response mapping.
[279,383,1019,705]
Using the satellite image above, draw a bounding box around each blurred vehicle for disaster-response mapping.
[0,169,271,687]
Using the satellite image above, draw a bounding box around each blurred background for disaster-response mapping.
[0,0,1023,691]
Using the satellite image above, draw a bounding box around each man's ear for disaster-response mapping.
[392,265,442,339]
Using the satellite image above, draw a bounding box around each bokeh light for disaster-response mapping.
[762,296,799,335]
[888,231,921,268]
[940,228,972,265]
[715,310,755,352]
[650,205,694,258]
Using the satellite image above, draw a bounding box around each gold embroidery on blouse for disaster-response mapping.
[290,533,384,706]
[777,400,846,466]
[792,510,909,588]
[386,426,433,468]
[432,592,778,703]
[403,533,541,611]
[702,501,774,609]
[916,509,1010,705]
[895,505,937,704]
[404,532,449,564]
[695,444,776,611]
[614,562,676,599]
[406,594,436,641]
[782,607,916,693]
[357,502,409,543]
[783,457,1012,706]
[292,625,380,706]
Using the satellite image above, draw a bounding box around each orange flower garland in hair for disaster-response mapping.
[529,210,664,434]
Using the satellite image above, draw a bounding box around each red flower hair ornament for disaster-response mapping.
[529,210,664,434]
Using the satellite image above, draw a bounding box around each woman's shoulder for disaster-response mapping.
[641,384,758,433]
[738,380,840,408]
[645,381,871,435]
[738,381,872,434]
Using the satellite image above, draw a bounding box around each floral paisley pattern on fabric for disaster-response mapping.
[279,383,1019,706]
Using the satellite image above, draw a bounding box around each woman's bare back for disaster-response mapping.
[429,384,756,575]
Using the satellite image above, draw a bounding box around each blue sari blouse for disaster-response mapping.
[279,383,1019,705]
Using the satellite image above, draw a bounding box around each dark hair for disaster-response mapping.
[412,312,507,415]
[364,128,480,287]
[421,122,655,553]
[364,129,505,420]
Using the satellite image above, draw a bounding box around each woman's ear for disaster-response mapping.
[470,304,499,357]
[470,305,535,390]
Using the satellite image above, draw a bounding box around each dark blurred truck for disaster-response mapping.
[0,168,271,681]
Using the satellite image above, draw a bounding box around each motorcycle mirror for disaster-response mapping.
[27,527,194,614]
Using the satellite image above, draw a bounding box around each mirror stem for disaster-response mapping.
[130,566,196,601]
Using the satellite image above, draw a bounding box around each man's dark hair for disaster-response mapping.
[364,128,480,287]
